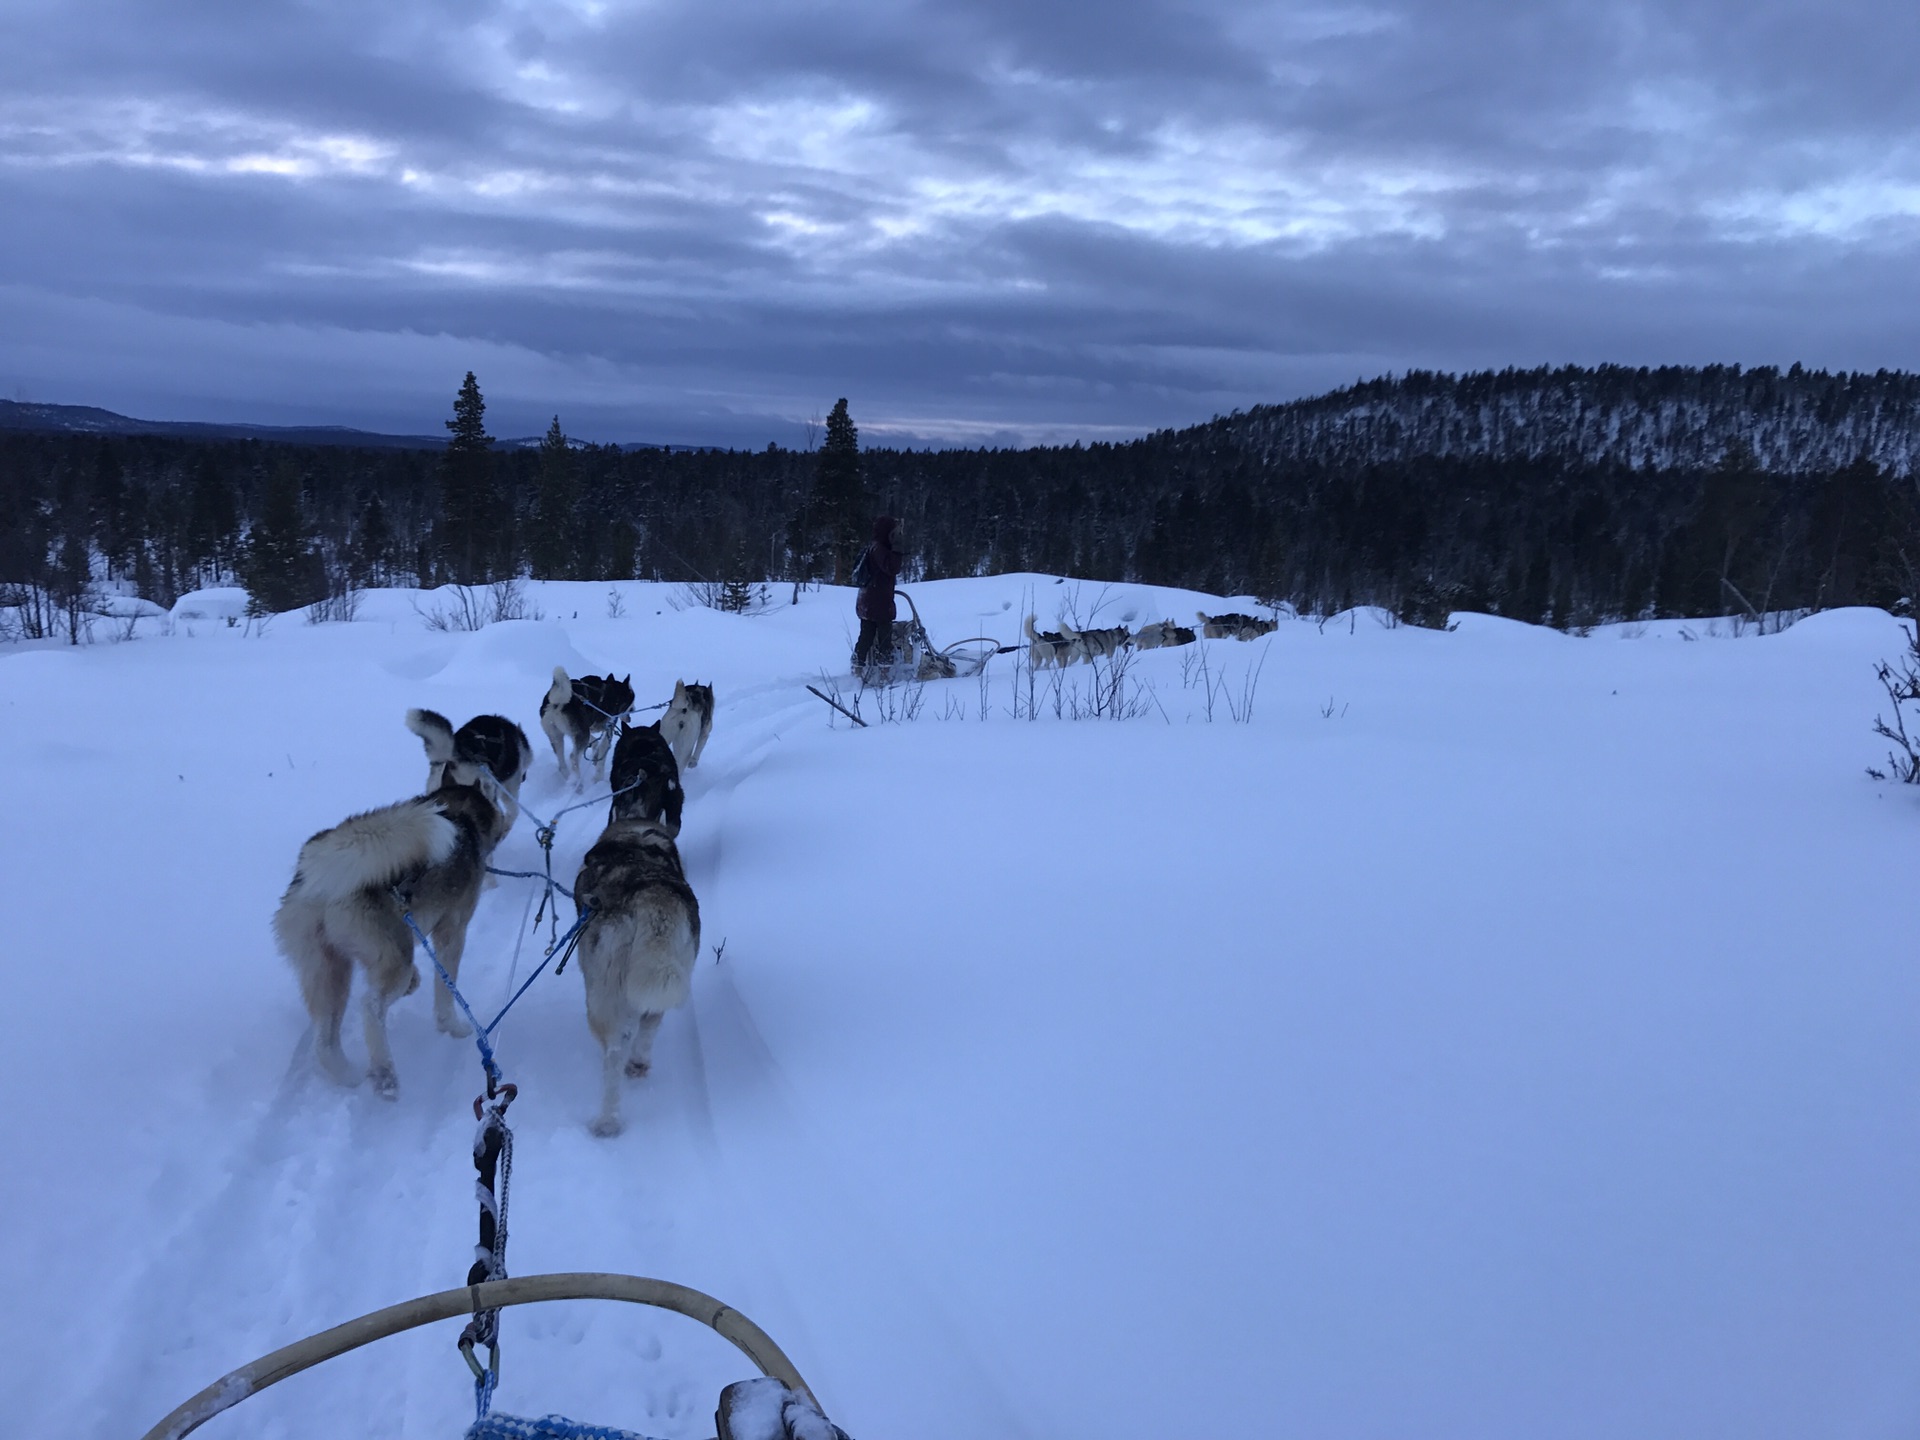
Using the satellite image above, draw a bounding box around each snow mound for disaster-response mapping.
[170,587,250,621]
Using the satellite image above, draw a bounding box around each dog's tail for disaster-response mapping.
[545,666,573,709]
[1058,622,1082,641]
[292,800,459,903]
[1196,611,1211,624]
[1024,614,1042,642]
[404,707,457,766]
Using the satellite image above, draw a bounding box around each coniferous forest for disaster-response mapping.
[5,363,1920,633]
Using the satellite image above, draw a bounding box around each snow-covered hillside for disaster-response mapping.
[3,576,1917,1439]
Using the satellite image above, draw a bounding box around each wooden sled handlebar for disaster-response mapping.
[141,1271,818,1440]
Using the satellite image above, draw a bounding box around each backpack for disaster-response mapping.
[850,545,875,589]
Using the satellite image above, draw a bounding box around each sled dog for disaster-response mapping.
[1061,622,1131,662]
[405,709,532,799]
[272,765,513,1098]
[1133,620,1196,649]
[657,680,715,773]
[1023,614,1075,669]
[573,725,699,1136]
[540,667,635,783]
[608,721,685,837]
[1197,611,1278,641]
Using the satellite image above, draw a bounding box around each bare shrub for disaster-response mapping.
[306,581,363,625]
[1869,621,1920,782]
[413,579,540,632]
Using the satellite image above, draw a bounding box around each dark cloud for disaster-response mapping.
[2,0,1917,445]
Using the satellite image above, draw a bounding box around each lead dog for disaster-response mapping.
[1061,621,1131,661]
[272,759,513,1098]
[657,680,714,773]
[1197,611,1278,640]
[405,708,533,798]
[1023,614,1075,669]
[573,722,697,1136]
[540,667,635,784]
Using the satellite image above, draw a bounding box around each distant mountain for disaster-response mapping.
[0,399,447,449]
[0,399,720,454]
[1171,363,1920,476]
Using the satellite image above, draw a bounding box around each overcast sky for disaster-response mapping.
[3,0,1918,447]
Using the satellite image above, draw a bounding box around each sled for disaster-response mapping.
[140,1271,849,1440]
[856,588,1008,685]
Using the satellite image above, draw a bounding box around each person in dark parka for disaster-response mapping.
[852,514,903,674]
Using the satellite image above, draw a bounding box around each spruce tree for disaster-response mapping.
[239,461,319,614]
[813,397,866,581]
[439,371,496,584]
[185,456,237,583]
[528,415,576,579]
[352,492,392,585]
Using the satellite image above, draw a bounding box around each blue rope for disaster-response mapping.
[399,907,502,1089]
[483,907,594,1037]
[398,897,597,1080]
[487,866,575,899]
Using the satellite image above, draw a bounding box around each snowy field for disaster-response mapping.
[4,575,1918,1440]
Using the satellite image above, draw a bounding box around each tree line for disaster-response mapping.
[4,365,1919,633]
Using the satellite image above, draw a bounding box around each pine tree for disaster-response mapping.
[239,461,320,614]
[352,492,393,585]
[527,416,576,579]
[439,371,496,584]
[606,518,638,580]
[812,397,866,581]
[185,456,237,583]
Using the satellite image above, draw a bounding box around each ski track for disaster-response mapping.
[102,674,862,1439]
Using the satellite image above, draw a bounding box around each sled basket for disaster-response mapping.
[854,588,1007,686]
[140,1273,847,1440]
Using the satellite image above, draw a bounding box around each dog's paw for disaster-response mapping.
[368,1065,399,1100]
[317,1053,363,1088]
[624,1058,651,1079]
[436,1009,471,1039]
[589,1113,624,1138]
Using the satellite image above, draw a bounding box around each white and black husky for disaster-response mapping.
[573,723,698,1136]
[540,667,635,784]
[272,760,513,1098]
[405,708,533,799]
[1023,614,1075,669]
[657,680,714,772]
[1061,621,1130,661]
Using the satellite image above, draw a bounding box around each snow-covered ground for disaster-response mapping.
[4,576,1918,1439]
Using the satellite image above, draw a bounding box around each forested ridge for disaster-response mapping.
[5,362,1919,632]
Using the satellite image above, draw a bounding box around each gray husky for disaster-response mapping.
[540,667,634,784]
[1133,619,1196,649]
[1061,621,1130,661]
[573,723,698,1136]
[1023,614,1075,669]
[405,708,532,798]
[272,762,513,1098]
[657,680,714,772]
[1197,610,1278,641]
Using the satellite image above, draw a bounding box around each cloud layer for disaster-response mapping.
[4,0,1918,445]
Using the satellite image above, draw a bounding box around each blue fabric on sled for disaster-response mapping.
[466,1413,664,1440]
